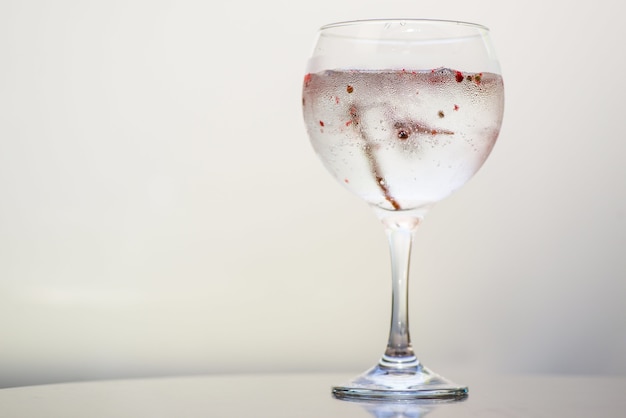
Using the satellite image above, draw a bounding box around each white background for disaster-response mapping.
[1,0,624,388]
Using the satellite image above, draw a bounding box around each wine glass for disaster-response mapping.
[301,19,504,401]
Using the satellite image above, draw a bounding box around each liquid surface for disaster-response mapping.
[302,69,504,212]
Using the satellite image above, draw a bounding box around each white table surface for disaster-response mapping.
[1,373,625,417]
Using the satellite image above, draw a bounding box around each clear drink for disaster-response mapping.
[302,68,504,212]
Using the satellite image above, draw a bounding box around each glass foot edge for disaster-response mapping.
[332,385,468,402]
[331,363,468,402]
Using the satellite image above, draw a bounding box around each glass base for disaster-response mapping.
[332,363,468,402]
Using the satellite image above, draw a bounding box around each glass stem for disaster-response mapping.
[380,216,421,369]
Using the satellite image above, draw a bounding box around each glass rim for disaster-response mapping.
[319,18,490,33]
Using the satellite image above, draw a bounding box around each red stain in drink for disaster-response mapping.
[376,176,401,210]
[454,104,459,111]
[397,129,410,140]
[349,106,359,123]
[455,71,464,82]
